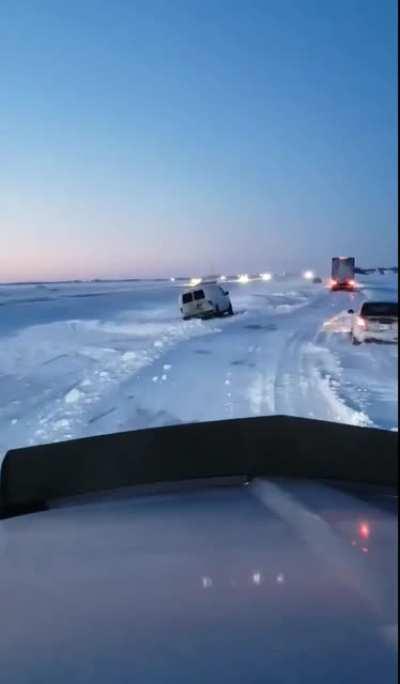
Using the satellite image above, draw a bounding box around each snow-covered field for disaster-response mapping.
[0,274,397,461]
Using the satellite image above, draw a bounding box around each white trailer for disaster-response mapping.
[330,257,356,291]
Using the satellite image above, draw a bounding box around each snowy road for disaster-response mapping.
[0,274,397,460]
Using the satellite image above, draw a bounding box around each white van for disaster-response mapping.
[179,283,233,320]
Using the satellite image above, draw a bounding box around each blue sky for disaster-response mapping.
[0,0,397,280]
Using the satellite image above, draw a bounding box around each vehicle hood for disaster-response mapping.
[0,476,397,683]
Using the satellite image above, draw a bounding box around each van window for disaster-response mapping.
[182,292,193,304]
[361,302,398,317]
[194,290,205,300]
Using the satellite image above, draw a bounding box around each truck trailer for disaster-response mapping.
[330,257,356,291]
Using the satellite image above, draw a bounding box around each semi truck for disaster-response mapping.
[330,257,356,291]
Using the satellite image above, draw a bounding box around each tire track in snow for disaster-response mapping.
[273,327,372,426]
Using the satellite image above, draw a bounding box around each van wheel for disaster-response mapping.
[183,316,191,321]
[351,334,361,345]
[227,304,234,316]
[215,305,221,317]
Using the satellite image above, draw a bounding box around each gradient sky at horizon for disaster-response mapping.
[0,0,397,281]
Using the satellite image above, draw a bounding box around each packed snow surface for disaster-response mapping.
[0,274,397,460]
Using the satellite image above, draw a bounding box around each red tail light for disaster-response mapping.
[359,522,370,540]
[348,279,356,287]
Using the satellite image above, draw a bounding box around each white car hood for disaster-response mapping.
[0,477,397,683]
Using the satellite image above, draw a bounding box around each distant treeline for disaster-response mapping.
[354,266,398,275]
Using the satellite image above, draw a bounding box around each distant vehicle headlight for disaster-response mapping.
[303,270,314,280]
[238,274,249,284]
[260,272,272,281]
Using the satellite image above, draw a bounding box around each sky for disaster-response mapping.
[0,0,397,281]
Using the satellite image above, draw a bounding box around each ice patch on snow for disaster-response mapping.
[54,419,70,429]
[122,351,137,361]
[80,378,92,387]
[275,303,308,314]
[65,387,83,404]
[248,374,275,415]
